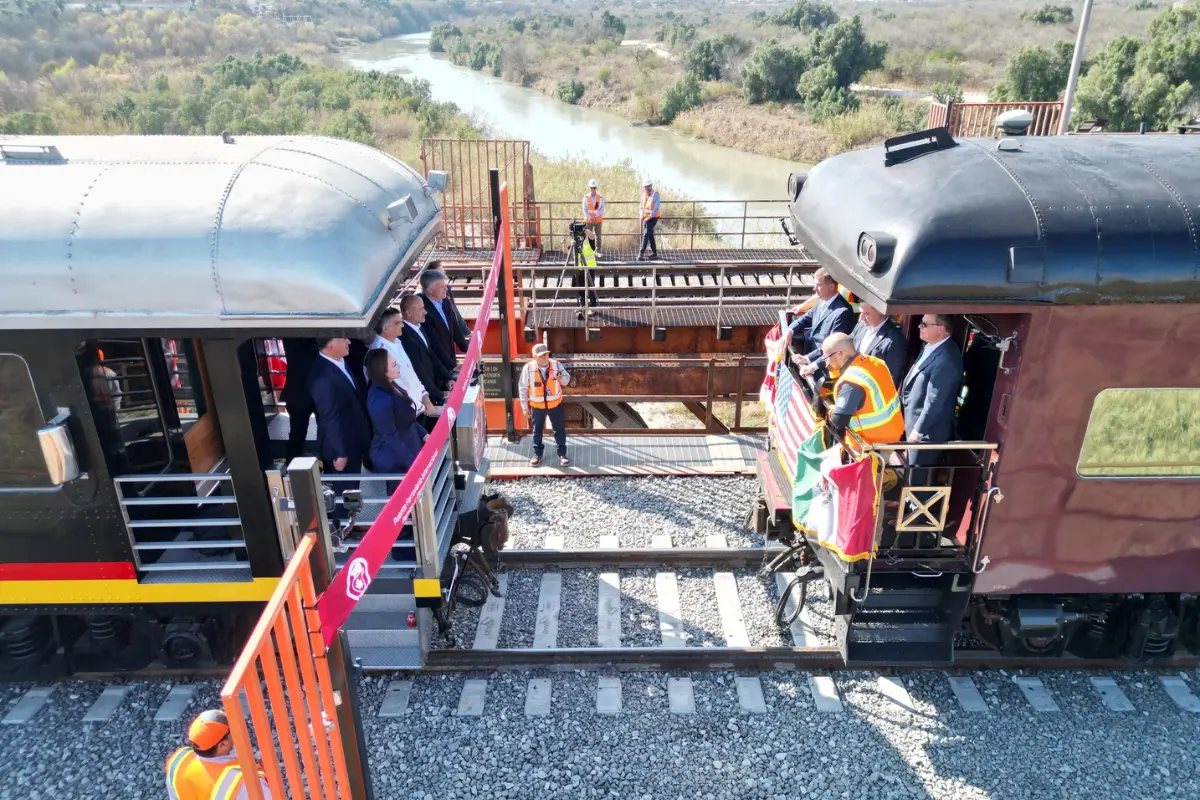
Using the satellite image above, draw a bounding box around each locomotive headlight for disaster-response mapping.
[787,172,806,201]
[857,231,896,273]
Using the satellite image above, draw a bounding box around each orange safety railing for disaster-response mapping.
[928,101,1064,137]
[220,533,351,800]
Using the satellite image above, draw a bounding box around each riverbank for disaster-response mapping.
[437,15,928,162]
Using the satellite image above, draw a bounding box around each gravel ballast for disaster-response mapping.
[6,669,1200,800]
[497,477,761,549]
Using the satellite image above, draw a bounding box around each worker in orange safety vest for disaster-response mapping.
[165,709,273,800]
[637,179,660,261]
[582,178,605,254]
[518,343,573,468]
[813,332,904,447]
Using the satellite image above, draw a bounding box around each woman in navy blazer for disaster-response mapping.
[365,349,427,494]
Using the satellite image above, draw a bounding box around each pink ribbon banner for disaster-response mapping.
[316,231,505,645]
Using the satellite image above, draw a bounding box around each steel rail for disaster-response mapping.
[496,547,786,569]
[421,646,1200,673]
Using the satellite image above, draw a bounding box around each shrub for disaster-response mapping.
[741,40,807,103]
[928,81,964,105]
[772,1,839,33]
[556,79,585,104]
[660,73,702,123]
[990,41,1074,102]
[1018,4,1074,25]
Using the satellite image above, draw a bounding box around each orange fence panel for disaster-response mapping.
[220,533,351,800]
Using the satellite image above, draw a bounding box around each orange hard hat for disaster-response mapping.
[188,710,230,750]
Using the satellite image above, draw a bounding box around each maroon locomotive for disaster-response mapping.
[758,127,1200,665]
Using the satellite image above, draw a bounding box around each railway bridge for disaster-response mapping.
[409,138,816,475]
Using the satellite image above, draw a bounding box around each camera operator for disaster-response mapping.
[565,221,599,318]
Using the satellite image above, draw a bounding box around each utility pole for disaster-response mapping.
[1058,0,1095,135]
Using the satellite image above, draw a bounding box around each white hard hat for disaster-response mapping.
[588,178,598,188]
[642,178,653,187]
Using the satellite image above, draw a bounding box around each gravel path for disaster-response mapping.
[5,669,1200,799]
[499,477,761,549]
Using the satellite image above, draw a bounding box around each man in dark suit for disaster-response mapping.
[419,265,469,377]
[900,313,964,485]
[280,338,320,463]
[851,303,907,387]
[787,269,856,364]
[307,336,372,521]
[399,293,451,405]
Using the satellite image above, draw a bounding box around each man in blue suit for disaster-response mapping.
[901,314,964,485]
[420,266,469,378]
[307,336,372,521]
[851,303,907,387]
[788,269,856,364]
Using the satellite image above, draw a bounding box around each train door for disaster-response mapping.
[75,337,249,582]
[951,314,1030,548]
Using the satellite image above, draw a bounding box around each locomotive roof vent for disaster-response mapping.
[0,143,63,163]
[882,127,957,167]
[995,109,1034,137]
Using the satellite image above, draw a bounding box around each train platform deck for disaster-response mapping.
[485,432,765,477]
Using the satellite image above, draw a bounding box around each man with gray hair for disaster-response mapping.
[420,261,470,378]
[519,343,572,467]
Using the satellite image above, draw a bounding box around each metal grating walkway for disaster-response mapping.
[487,433,766,477]
[521,305,781,329]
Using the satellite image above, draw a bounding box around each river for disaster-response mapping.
[342,33,807,215]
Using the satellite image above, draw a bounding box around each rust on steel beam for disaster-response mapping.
[683,401,728,433]
[561,362,766,398]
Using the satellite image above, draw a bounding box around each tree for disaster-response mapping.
[807,15,887,88]
[429,22,461,53]
[989,41,1074,102]
[928,81,964,105]
[683,34,749,82]
[796,63,859,121]
[741,40,807,103]
[556,79,584,104]
[599,10,625,40]
[1018,4,1074,25]
[1074,36,1141,129]
[772,0,839,33]
[660,73,702,123]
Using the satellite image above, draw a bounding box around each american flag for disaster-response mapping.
[771,365,818,483]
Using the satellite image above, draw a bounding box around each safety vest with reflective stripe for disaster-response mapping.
[641,191,660,220]
[833,354,904,445]
[165,747,235,800]
[211,763,271,800]
[583,193,604,223]
[527,361,564,410]
[580,239,596,270]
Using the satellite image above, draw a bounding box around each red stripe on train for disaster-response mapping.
[0,562,137,581]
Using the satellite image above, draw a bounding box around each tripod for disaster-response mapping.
[550,231,599,321]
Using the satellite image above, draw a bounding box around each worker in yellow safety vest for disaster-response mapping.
[166,710,273,800]
[582,178,605,253]
[519,343,573,467]
[815,332,904,447]
[570,226,600,317]
[637,179,660,261]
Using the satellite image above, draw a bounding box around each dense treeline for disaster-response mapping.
[0,51,475,152]
[0,0,463,81]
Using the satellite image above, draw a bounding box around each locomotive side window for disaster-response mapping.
[1077,389,1200,478]
[76,339,187,476]
[0,353,52,488]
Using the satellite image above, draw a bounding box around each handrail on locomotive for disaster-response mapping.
[766,308,1003,606]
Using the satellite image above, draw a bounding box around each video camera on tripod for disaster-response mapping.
[568,220,588,243]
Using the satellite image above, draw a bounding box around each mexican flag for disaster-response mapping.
[796,446,881,563]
